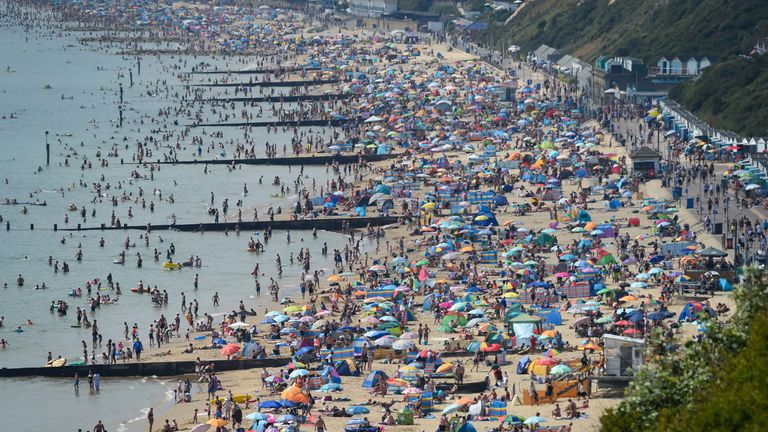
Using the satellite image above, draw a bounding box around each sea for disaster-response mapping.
[0,17,358,431]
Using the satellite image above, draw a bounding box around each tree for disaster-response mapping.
[600,268,768,431]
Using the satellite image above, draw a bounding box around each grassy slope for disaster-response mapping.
[491,0,768,136]
[669,55,768,137]
[497,0,768,62]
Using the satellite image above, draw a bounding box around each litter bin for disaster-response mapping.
[686,197,694,209]
[713,223,723,235]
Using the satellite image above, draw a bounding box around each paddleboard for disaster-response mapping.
[210,394,252,405]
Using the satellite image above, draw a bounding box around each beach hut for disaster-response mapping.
[362,370,388,388]
[630,146,662,177]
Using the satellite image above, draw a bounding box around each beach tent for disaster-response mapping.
[534,309,563,326]
[535,233,555,247]
[281,385,310,404]
[719,278,733,291]
[334,359,360,376]
[362,370,389,388]
[678,302,716,322]
[321,366,342,384]
[468,401,484,416]
[494,195,509,206]
[457,422,477,432]
[516,355,531,374]
[422,294,435,312]
[597,253,617,266]
[577,210,592,222]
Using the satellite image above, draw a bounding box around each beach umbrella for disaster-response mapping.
[220,344,241,356]
[289,369,310,378]
[190,425,210,432]
[374,335,398,347]
[347,406,370,415]
[596,316,614,324]
[392,339,416,350]
[630,282,647,288]
[442,403,463,415]
[259,400,283,409]
[550,364,572,375]
[318,383,342,392]
[207,419,228,428]
[277,414,297,423]
[245,412,269,421]
[227,322,250,329]
[524,416,546,426]
[500,415,525,425]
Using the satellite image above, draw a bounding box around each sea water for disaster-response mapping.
[0,20,357,431]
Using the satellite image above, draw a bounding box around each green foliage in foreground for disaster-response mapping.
[600,268,768,431]
[669,55,768,137]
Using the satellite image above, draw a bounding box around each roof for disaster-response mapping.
[631,146,662,159]
[602,334,645,346]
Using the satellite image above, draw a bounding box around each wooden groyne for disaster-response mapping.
[145,153,398,166]
[191,93,352,104]
[191,66,321,74]
[56,216,401,232]
[189,79,339,88]
[192,118,352,128]
[0,357,291,378]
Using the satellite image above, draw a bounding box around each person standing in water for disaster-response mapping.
[147,407,154,432]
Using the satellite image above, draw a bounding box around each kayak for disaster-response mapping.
[162,262,182,270]
[131,287,151,293]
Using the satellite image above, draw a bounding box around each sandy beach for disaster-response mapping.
[0,3,740,432]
